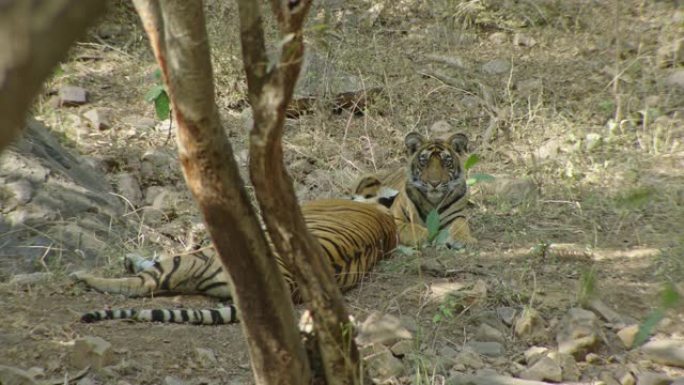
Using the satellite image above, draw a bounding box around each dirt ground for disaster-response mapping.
[1,0,683,384]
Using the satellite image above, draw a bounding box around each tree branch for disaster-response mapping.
[0,0,105,153]
[133,2,311,384]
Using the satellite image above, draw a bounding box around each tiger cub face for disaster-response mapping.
[404,131,468,205]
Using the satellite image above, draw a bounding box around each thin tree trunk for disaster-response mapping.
[0,0,105,153]
[237,1,362,384]
[131,1,311,384]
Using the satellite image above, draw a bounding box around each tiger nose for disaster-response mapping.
[428,180,441,188]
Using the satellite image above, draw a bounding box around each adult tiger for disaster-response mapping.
[355,131,475,248]
[73,193,398,324]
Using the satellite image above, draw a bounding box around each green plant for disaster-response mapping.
[144,69,171,120]
[432,295,462,323]
[577,266,598,306]
[463,153,495,187]
[634,282,681,347]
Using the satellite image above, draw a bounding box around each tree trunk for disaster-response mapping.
[237,1,362,384]
[131,1,311,384]
[0,0,105,153]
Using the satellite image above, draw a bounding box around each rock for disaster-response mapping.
[70,336,115,369]
[8,272,51,286]
[641,339,684,368]
[637,372,674,385]
[556,308,600,359]
[585,352,601,364]
[585,133,602,151]
[365,348,405,383]
[114,173,143,208]
[588,298,634,326]
[194,348,218,368]
[140,149,179,183]
[430,120,453,135]
[665,70,684,90]
[519,356,562,382]
[524,347,549,366]
[6,180,33,205]
[448,372,551,385]
[548,351,580,381]
[515,78,543,98]
[599,371,621,385]
[83,108,113,130]
[513,33,537,47]
[497,307,517,326]
[617,369,636,385]
[482,59,511,75]
[429,279,467,301]
[476,176,538,207]
[121,115,157,132]
[0,365,38,385]
[454,348,485,370]
[488,32,508,45]
[656,38,684,68]
[356,312,413,346]
[58,86,88,106]
[475,323,506,344]
[390,340,413,356]
[617,324,640,349]
[465,341,504,357]
[514,307,544,338]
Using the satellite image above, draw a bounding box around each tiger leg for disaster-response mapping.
[397,222,429,247]
[70,270,160,298]
[446,217,476,248]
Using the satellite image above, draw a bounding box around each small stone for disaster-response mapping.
[585,133,602,151]
[429,120,453,135]
[617,324,639,349]
[519,356,562,382]
[164,376,187,385]
[556,308,600,359]
[390,340,413,357]
[70,336,115,369]
[497,307,517,326]
[548,351,580,381]
[465,341,504,357]
[665,70,684,90]
[454,348,485,370]
[365,348,405,383]
[356,312,413,346]
[524,346,548,366]
[641,339,684,368]
[585,352,601,364]
[58,86,88,106]
[194,348,218,368]
[482,59,511,75]
[514,307,544,338]
[6,180,33,205]
[475,323,505,344]
[515,78,543,97]
[513,33,537,47]
[488,32,508,45]
[114,173,143,208]
[83,108,113,130]
[637,372,674,385]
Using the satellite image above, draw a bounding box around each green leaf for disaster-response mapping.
[154,91,171,119]
[396,245,417,256]
[145,84,165,102]
[426,209,440,241]
[661,282,681,308]
[153,68,162,81]
[634,309,664,347]
[617,187,654,209]
[466,173,495,186]
[464,154,480,170]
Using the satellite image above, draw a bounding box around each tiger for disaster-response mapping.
[72,192,398,325]
[355,131,475,249]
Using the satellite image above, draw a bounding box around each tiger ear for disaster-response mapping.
[404,132,424,155]
[448,133,468,154]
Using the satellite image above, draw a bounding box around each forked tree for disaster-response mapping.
[1,1,363,385]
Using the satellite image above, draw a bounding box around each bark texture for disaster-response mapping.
[237,1,362,384]
[131,1,310,384]
[0,0,105,153]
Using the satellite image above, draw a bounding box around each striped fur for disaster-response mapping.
[73,197,397,324]
[355,132,475,248]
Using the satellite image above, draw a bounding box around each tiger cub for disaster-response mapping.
[355,131,475,248]
[73,195,398,324]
